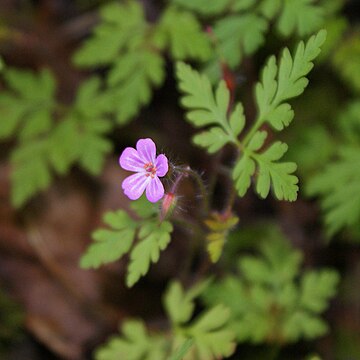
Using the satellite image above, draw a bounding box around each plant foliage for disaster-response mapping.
[306,101,360,235]
[333,31,360,94]
[307,146,360,236]
[176,30,326,202]
[204,212,239,263]
[203,234,339,343]
[0,69,113,207]
[176,61,244,152]
[74,1,211,124]
[96,320,167,360]
[80,197,173,287]
[96,280,235,360]
[172,0,327,68]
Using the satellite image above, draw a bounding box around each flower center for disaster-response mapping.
[144,162,157,178]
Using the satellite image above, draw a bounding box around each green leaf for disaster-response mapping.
[229,103,245,136]
[337,101,360,144]
[205,212,239,263]
[214,14,268,68]
[176,62,243,152]
[0,95,31,139]
[4,67,56,101]
[11,139,52,207]
[109,49,165,124]
[186,305,235,359]
[95,320,166,360]
[130,196,159,219]
[203,235,339,344]
[259,238,303,284]
[267,103,294,131]
[170,0,230,16]
[277,0,324,37]
[164,280,212,327]
[283,311,328,341]
[80,210,137,269]
[259,0,281,19]
[49,78,113,176]
[206,232,227,263]
[169,339,194,360]
[48,118,79,174]
[73,2,145,67]
[247,131,267,151]
[173,0,255,15]
[333,31,360,93]
[300,270,339,312]
[0,68,113,206]
[193,127,231,153]
[239,257,271,284]
[254,142,298,201]
[155,7,211,61]
[127,221,173,287]
[164,281,196,325]
[75,76,112,118]
[232,154,256,197]
[231,0,257,11]
[19,109,52,140]
[318,17,348,62]
[307,146,360,235]
[0,68,55,140]
[233,31,326,201]
[76,117,113,175]
[233,141,298,201]
[176,62,225,127]
[50,111,112,177]
[73,2,165,124]
[255,30,327,130]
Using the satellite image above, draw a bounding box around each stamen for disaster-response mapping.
[143,161,157,176]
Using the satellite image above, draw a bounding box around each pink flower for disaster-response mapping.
[119,138,168,203]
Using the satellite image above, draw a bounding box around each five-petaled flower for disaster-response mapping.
[119,138,168,203]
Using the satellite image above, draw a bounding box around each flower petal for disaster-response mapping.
[155,154,168,177]
[136,138,156,164]
[146,176,164,203]
[122,173,150,200]
[119,147,145,172]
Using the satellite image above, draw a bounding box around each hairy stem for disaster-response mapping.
[174,165,210,216]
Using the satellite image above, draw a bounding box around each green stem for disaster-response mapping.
[242,115,264,146]
[242,98,281,147]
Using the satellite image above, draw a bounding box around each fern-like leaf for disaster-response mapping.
[73,2,165,124]
[277,0,324,37]
[176,62,244,152]
[95,320,166,360]
[185,305,235,359]
[108,49,165,124]
[164,281,235,360]
[0,68,55,140]
[80,211,137,269]
[11,140,52,207]
[307,146,360,235]
[73,2,145,67]
[127,221,173,287]
[203,234,339,344]
[154,7,211,61]
[213,14,268,68]
[255,29,327,131]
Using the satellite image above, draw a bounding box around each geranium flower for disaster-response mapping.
[119,138,168,203]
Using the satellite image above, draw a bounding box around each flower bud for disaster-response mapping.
[160,192,177,221]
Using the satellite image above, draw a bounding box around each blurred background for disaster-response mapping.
[1,0,360,359]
